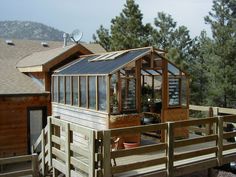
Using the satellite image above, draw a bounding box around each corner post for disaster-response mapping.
[65,122,71,177]
[41,129,45,176]
[47,117,52,167]
[167,122,174,177]
[217,116,223,166]
[32,153,39,177]
[103,130,111,177]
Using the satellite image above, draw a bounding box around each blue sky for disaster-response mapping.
[0,0,213,42]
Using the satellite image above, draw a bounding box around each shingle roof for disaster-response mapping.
[0,38,105,95]
[56,48,151,75]
[16,43,106,69]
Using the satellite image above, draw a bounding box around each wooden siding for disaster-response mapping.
[0,95,50,157]
[52,103,108,130]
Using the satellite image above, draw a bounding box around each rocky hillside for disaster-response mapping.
[0,21,65,41]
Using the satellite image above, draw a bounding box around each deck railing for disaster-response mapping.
[32,106,236,177]
[32,116,96,177]
[0,154,38,177]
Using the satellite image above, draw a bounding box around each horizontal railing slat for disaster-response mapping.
[0,154,32,165]
[173,117,217,128]
[70,143,89,157]
[110,123,167,136]
[52,135,65,146]
[0,169,33,177]
[222,115,236,123]
[174,147,217,161]
[111,143,167,158]
[52,147,66,161]
[71,156,89,174]
[174,134,217,148]
[111,157,167,174]
[223,143,236,151]
[223,131,236,139]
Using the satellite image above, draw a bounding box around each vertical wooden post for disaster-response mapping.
[32,153,39,177]
[167,122,174,177]
[217,116,223,166]
[207,107,214,135]
[103,130,111,177]
[135,59,141,113]
[89,131,95,177]
[106,75,111,115]
[41,129,45,176]
[96,76,99,111]
[65,123,71,177]
[47,117,52,167]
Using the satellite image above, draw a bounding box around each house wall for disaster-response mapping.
[0,95,50,157]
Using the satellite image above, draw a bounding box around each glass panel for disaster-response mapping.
[72,76,78,105]
[98,76,107,111]
[181,76,187,106]
[53,76,58,102]
[89,76,96,109]
[169,78,180,106]
[168,63,180,76]
[80,77,86,107]
[59,76,64,103]
[65,76,71,104]
[122,78,136,111]
[30,110,42,153]
[110,74,118,114]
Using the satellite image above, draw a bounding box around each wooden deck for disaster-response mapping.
[31,113,236,177]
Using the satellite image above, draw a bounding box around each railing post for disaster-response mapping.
[32,153,39,177]
[208,107,214,134]
[217,116,223,166]
[41,129,45,176]
[103,130,111,177]
[47,117,52,167]
[65,123,71,177]
[167,122,174,177]
[89,130,95,177]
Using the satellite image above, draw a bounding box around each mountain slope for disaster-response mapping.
[0,20,65,41]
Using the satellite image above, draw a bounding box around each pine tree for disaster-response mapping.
[92,25,111,51]
[204,0,236,107]
[153,12,193,70]
[93,0,153,51]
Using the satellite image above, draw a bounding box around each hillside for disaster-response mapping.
[0,20,65,41]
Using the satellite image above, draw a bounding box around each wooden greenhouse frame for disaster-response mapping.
[51,46,190,143]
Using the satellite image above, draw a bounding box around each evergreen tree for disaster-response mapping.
[153,12,193,70]
[93,0,154,51]
[92,25,111,51]
[204,0,236,107]
[189,31,213,105]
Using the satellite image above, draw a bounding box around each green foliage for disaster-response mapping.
[203,0,236,107]
[93,0,236,108]
[153,12,193,70]
[93,0,153,51]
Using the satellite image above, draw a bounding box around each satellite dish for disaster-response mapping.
[70,29,83,43]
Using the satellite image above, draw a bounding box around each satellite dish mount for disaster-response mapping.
[70,29,83,44]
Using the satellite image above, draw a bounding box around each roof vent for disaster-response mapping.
[5,40,14,45]
[41,41,48,47]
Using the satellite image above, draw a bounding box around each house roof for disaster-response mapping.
[55,48,150,75]
[0,38,105,95]
[16,43,106,72]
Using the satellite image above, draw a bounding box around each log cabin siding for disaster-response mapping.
[52,103,108,130]
[0,95,50,157]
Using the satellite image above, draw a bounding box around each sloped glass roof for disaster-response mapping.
[55,48,150,75]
